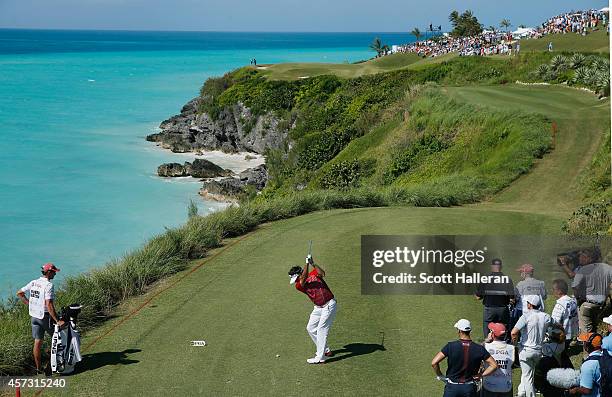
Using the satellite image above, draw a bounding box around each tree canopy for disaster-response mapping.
[500,19,512,32]
[448,10,483,37]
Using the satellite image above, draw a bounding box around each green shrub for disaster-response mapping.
[535,52,609,96]
[384,134,449,183]
[320,159,375,189]
[562,199,612,236]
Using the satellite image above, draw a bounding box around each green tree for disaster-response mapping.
[449,11,460,26]
[370,37,385,57]
[411,27,422,41]
[500,19,512,32]
[448,10,483,37]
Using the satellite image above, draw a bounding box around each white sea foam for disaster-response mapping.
[158,147,265,173]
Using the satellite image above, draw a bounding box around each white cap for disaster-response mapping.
[289,274,299,285]
[603,315,612,325]
[526,295,542,308]
[454,319,472,332]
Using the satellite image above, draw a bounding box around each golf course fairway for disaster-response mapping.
[40,207,561,397]
[29,83,608,397]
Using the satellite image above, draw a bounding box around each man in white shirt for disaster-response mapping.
[483,323,514,397]
[511,296,553,397]
[16,263,64,373]
[551,279,579,346]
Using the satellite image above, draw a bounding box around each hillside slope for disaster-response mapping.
[447,85,610,216]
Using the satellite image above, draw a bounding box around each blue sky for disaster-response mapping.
[0,0,608,31]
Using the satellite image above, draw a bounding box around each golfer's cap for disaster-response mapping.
[42,263,60,273]
[526,295,541,308]
[289,274,299,285]
[488,322,506,337]
[517,263,534,273]
[603,315,612,325]
[577,332,603,348]
[491,258,502,267]
[454,319,472,332]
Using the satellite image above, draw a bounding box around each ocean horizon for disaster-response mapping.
[0,29,415,298]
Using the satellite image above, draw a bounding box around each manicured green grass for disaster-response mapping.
[520,28,610,53]
[39,207,562,397]
[259,52,456,80]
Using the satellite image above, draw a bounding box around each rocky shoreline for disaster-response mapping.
[150,97,286,201]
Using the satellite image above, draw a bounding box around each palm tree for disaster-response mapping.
[370,37,383,57]
[500,19,511,32]
[449,10,460,25]
[487,25,496,33]
[411,27,422,42]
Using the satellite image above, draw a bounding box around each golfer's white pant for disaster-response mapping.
[306,298,337,359]
[517,346,541,397]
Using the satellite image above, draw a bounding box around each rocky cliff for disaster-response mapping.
[157,158,234,178]
[146,98,290,154]
[200,164,268,202]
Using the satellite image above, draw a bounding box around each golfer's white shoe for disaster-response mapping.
[314,348,332,357]
[306,357,325,364]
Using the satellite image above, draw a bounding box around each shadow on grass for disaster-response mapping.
[325,343,386,363]
[75,348,141,373]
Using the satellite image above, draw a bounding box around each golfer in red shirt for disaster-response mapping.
[289,255,337,364]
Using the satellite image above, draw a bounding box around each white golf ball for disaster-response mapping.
[275,354,280,358]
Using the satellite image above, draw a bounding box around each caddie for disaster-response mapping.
[482,323,514,397]
[16,263,64,373]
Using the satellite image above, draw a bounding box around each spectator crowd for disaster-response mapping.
[432,247,612,397]
[531,9,607,38]
[395,31,518,58]
[393,9,607,59]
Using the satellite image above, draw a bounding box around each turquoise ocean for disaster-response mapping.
[0,30,411,297]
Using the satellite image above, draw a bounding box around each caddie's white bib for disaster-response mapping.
[22,277,53,319]
[483,341,514,393]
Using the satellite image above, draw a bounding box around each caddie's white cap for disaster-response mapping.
[454,319,472,332]
[526,295,542,308]
[603,314,612,325]
[289,274,299,285]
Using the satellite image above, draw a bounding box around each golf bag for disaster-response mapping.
[50,304,83,374]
